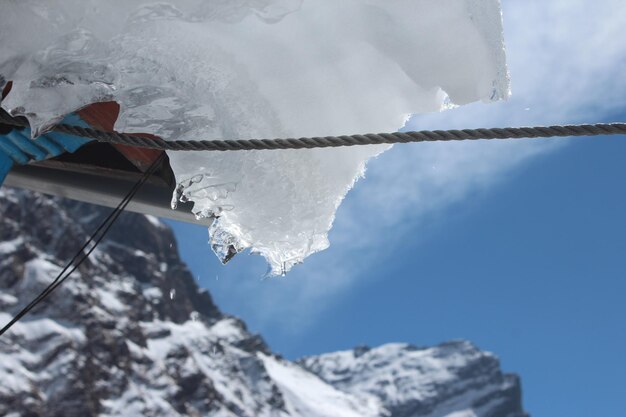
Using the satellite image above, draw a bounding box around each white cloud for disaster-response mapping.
[208,0,626,333]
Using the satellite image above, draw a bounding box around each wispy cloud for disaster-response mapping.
[205,0,626,334]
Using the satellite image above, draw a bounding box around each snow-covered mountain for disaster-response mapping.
[0,188,528,417]
[300,343,526,417]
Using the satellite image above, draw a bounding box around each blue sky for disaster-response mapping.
[167,1,626,416]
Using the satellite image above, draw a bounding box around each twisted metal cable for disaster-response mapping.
[1,109,625,152]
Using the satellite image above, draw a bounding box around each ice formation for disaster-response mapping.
[0,0,509,274]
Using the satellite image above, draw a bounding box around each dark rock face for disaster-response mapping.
[0,188,528,417]
[0,188,280,417]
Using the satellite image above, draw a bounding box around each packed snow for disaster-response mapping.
[260,353,382,417]
[0,0,508,274]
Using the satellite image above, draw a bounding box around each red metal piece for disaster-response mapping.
[77,101,165,172]
[2,81,12,99]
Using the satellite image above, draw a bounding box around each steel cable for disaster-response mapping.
[1,109,624,152]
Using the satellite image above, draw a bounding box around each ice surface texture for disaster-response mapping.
[0,0,509,274]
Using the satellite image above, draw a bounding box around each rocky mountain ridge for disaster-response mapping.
[0,188,527,417]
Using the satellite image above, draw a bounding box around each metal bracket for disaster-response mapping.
[4,162,213,227]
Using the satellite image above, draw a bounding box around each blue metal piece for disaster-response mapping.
[0,152,12,183]
[0,113,93,184]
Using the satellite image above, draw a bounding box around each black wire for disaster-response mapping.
[20,157,161,316]
[0,154,165,336]
[0,153,166,337]
[21,155,163,308]
[8,166,149,318]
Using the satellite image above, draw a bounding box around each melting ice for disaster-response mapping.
[0,0,509,275]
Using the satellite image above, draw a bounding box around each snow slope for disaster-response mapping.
[0,0,509,274]
[0,189,527,417]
